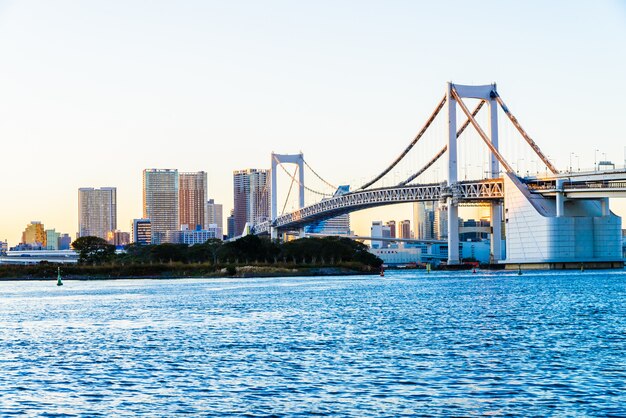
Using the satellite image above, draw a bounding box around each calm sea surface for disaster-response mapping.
[1,270,625,416]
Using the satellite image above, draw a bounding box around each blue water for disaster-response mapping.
[1,270,625,416]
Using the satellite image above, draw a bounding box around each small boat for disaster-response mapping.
[57,267,63,286]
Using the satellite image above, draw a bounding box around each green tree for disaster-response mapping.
[72,236,116,264]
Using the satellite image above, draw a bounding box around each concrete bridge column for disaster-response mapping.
[447,83,460,264]
[556,179,565,217]
[601,197,610,216]
[489,91,503,261]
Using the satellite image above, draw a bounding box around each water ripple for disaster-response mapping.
[0,272,625,415]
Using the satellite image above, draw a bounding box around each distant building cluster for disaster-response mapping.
[137,169,224,245]
[368,205,494,265]
[11,221,72,251]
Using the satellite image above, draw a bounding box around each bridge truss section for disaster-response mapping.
[253,180,503,235]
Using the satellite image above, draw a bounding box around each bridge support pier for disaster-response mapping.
[601,197,610,216]
[447,83,460,264]
[491,204,503,261]
[489,90,503,261]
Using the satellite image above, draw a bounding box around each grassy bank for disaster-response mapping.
[0,261,378,280]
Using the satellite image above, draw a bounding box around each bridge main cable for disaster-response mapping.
[357,94,447,191]
[493,93,559,175]
[398,100,486,186]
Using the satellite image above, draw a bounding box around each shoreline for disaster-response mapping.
[0,265,377,281]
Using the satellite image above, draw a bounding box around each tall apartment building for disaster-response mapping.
[399,220,411,239]
[386,220,396,239]
[413,202,436,240]
[233,169,270,236]
[206,199,224,239]
[179,171,207,230]
[434,205,448,240]
[143,169,179,244]
[78,187,117,240]
[22,221,46,246]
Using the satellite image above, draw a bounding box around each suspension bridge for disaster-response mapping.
[248,83,626,268]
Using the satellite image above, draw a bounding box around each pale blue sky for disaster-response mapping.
[1,1,625,244]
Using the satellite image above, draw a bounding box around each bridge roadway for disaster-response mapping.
[252,168,626,235]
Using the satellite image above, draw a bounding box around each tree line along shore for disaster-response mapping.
[0,236,383,280]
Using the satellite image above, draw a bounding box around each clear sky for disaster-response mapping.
[1,1,625,245]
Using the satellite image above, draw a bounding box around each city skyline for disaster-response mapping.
[1,1,626,244]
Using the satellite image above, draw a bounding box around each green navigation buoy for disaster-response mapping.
[426,263,431,274]
[517,265,522,276]
[57,266,63,286]
[580,263,584,272]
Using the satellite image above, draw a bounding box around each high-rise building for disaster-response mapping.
[400,220,411,239]
[398,219,411,239]
[386,221,396,239]
[371,221,391,249]
[45,229,60,250]
[233,169,270,236]
[226,209,235,240]
[132,219,152,245]
[143,169,179,244]
[434,204,448,240]
[413,202,436,240]
[22,221,46,247]
[1,240,8,255]
[206,199,224,239]
[179,172,207,230]
[78,187,117,240]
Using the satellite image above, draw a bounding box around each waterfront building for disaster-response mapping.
[22,221,46,247]
[132,219,152,245]
[143,169,179,244]
[179,172,207,230]
[233,169,270,236]
[78,187,117,240]
[413,202,435,240]
[400,220,411,239]
[305,213,351,236]
[58,234,72,250]
[0,240,7,255]
[227,210,235,240]
[386,221,396,238]
[370,247,421,265]
[0,249,78,265]
[107,230,130,247]
[45,229,60,250]
[206,199,224,240]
